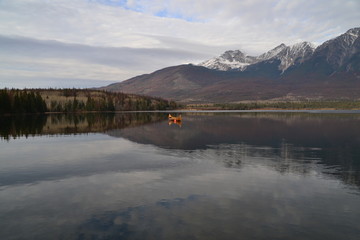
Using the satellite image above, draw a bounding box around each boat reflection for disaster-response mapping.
[168,120,182,127]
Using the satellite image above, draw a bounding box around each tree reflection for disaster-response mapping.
[0,115,47,140]
[0,113,167,140]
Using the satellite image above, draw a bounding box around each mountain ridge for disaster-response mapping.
[199,41,316,72]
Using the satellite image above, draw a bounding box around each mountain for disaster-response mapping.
[199,50,257,71]
[269,42,316,72]
[199,42,315,72]
[103,64,230,102]
[288,28,360,75]
[102,28,360,103]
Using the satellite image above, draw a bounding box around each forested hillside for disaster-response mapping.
[0,89,178,114]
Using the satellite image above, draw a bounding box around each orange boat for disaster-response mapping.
[168,114,182,122]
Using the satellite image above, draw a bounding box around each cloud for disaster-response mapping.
[0,0,359,88]
[0,35,212,88]
[0,35,210,67]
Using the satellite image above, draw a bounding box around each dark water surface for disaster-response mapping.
[1,112,360,240]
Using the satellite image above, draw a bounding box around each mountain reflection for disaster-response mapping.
[109,112,360,188]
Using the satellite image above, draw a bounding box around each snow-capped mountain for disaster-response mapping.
[199,42,316,72]
[272,42,316,71]
[199,50,257,71]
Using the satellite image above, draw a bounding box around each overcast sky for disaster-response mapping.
[0,0,359,88]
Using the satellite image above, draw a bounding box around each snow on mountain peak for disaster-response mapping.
[274,42,316,72]
[346,27,360,37]
[257,43,287,61]
[199,50,257,71]
[343,27,360,45]
[291,42,316,51]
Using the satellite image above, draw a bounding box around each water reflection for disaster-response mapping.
[0,114,47,140]
[168,120,182,127]
[1,112,360,240]
[111,112,360,188]
[77,191,359,240]
[1,112,360,188]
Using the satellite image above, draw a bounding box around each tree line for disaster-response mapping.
[0,89,47,114]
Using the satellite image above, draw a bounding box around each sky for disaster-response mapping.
[0,0,359,88]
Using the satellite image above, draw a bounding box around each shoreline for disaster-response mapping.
[2,108,360,116]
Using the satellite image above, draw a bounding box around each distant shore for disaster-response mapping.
[182,101,360,111]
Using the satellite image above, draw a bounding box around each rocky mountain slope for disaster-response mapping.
[199,41,315,72]
[102,28,360,103]
[297,28,359,74]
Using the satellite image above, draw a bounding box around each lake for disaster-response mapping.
[0,111,360,240]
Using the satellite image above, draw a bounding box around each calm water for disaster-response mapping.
[0,112,360,240]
